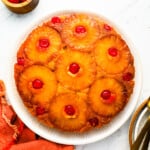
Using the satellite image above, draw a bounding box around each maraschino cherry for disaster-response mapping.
[122,72,133,81]
[89,117,99,127]
[8,0,26,3]
[64,105,75,116]
[38,38,50,49]
[101,90,116,104]
[36,106,45,115]
[75,25,86,34]
[32,79,43,89]
[51,16,61,24]
[108,47,118,57]
[69,63,80,74]
[104,24,112,31]
[17,57,25,66]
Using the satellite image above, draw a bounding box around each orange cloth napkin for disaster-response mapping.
[0,80,74,150]
[10,140,73,150]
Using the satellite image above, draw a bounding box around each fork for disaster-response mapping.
[141,126,150,150]
[131,116,150,150]
[131,98,150,150]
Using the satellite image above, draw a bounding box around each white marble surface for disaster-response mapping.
[0,0,150,149]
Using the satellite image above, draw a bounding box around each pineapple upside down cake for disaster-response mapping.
[14,12,135,132]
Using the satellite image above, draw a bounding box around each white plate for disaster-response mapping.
[5,10,142,145]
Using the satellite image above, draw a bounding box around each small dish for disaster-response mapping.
[2,0,39,14]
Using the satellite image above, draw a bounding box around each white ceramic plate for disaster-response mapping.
[5,10,142,145]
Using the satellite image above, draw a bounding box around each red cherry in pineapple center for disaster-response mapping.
[101,90,111,99]
[75,25,86,34]
[101,90,116,104]
[39,38,50,49]
[89,117,99,127]
[64,105,75,116]
[69,63,80,74]
[32,79,43,89]
[108,47,118,57]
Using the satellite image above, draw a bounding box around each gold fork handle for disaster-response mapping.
[131,116,150,150]
[141,127,150,150]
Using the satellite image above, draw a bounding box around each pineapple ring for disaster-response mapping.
[24,26,61,63]
[56,50,96,90]
[95,35,131,74]
[89,78,127,117]
[49,93,88,131]
[17,65,57,108]
[61,14,100,52]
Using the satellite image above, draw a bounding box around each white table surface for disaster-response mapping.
[0,0,150,149]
